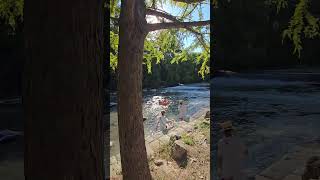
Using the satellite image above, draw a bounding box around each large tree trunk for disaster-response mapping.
[117,0,152,179]
[23,0,104,179]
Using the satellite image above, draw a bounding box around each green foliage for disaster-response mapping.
[0,0,23,28]
[181,133,194,146]
[110,31,119,71]
[282,0,319,57]
[110,0,120,17]
[141,50,208,89]
[0,0,210,78]
[194,121,210,143]
[110,0,210,78]
[198,121,210,130]
[267,0,320,57]
[197,50,209,78]
[158,141,173,160]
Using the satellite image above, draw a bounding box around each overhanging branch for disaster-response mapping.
[147,20,210,31]
[146,9,179,22]
[112,8,210,52]
[146,9,209,52]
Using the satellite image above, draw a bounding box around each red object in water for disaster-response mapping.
[159,99,170,106]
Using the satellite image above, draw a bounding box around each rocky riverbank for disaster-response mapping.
[109,108,210,179]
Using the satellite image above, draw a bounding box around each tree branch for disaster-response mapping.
[146,9,180,22]
[173,0,206,4]
[147,20,210,32]
[146,8,209,52]
[181,4,198,19]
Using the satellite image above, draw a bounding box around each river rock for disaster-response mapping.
[154,159,165,166]
[174,134,181,140]
[174,128,186,135]
[183,124,194,133]
[158,135,170,144]
[204,111,210,119]
[171,140,188,165]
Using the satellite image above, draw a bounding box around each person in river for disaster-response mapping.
[155,110,174,134]
[178,100,187,121]
[217,121,248,180]
[159,98,170,106]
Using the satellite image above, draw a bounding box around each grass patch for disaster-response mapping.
[157,142,173,160]
[181,133,195,146]
[198,121,210,130]
[202,128,210,142]
[194,121,210,142]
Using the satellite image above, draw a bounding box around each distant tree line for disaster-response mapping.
[108,52,209,91]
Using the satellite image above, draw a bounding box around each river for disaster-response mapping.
[2,71,320,178]
[211,71,320,178]
[109,83,210,157]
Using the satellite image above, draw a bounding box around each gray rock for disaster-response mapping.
[154,159,165,166]
[204,111,210,119]
[175,134,181,140]
[171,140,188,165]
[158,135,170,144]
[169,134,181,142]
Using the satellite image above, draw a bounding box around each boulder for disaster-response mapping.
[171,140,188,166]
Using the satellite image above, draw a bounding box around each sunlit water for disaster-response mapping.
[110,83,209,157]
[211,75,320,178]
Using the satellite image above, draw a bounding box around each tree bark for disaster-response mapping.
[23,0,104,179]
[117,0,152,179]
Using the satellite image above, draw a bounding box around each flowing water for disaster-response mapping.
[211,73,320,178]
[109,83,210,157]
